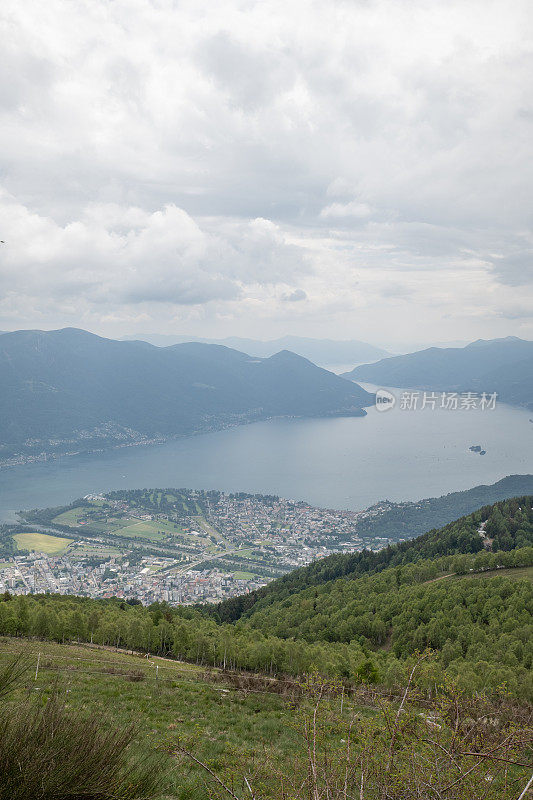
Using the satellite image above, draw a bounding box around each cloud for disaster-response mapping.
[488,250,533,287]
[320,201,374,219]
[0,0,531,342]
[281,289,307,302]
[0,194,308,311]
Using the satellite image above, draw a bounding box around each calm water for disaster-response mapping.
[0,390,532,521]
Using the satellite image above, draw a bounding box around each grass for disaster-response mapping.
[116,522,167,541]
[52,506,94,526]
[0,637,369,800]
[53,507,189,543]
[13,532,73,555]
[52,507,133,534]
[68,543,122,560]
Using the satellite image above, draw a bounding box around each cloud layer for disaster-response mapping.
[0,0,532,345]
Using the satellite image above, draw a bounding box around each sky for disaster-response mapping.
[0,0,532,350]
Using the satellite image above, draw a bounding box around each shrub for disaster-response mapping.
[0,655,166,800]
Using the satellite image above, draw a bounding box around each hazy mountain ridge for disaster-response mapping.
[124,333,390,366]
[345,336,533,409]
[0,328,373,462]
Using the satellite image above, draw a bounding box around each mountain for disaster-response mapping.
[344,336,533,409]
[124,333,390,366]
[209,478,533,623]
[0,328,373,460]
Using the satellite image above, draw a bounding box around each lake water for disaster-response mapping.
[1,386,532,521]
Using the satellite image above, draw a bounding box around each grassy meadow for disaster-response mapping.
[0,637,369,800]
[13,532,73,555]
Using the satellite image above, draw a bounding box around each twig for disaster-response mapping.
[177,747,243,800]
[517,773,533,800]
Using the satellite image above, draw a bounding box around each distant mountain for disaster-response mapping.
[0,328,373,461]
[124,334,389,366]
[345,337,533,410]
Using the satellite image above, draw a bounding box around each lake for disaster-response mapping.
[0,388,532,521]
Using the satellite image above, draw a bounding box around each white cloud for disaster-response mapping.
[0,194,307,312]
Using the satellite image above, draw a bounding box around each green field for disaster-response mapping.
[67,541,122,559]
[53,506,190,545]
[115,521,167,541]
[0,638,355,800]
[52,506,133,534]
[52,506,95,526]
[13,532,73,555]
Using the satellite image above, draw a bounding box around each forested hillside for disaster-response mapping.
[0,328,372,461]
[210,496,533,622]
[1,546,531,698]
[354,474,533,542]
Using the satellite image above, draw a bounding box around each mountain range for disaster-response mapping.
[0,328,373,460]
[123,333,389,366]
[344,336,533,410]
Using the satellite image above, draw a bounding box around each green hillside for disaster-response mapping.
[2,637,530,800]
[1,551,532,699]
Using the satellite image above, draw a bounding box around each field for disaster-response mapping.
[52,506,133,534]
[67,541,122,559]
[13,532,73,554]
[52,505,191,545]
[0,637,363,800]
[116,519,189,542]
[1,634,531,800]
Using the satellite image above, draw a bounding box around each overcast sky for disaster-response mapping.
[1,0,532,348]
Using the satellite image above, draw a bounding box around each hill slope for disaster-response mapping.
[355,474,533,542]
[345,336,533,410]
[0,328,372,459]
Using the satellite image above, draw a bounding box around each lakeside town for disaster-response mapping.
[0,489,395,604]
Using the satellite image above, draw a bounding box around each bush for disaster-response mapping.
[0,656,166,800]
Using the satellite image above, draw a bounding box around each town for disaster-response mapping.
[0,488,396,605]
